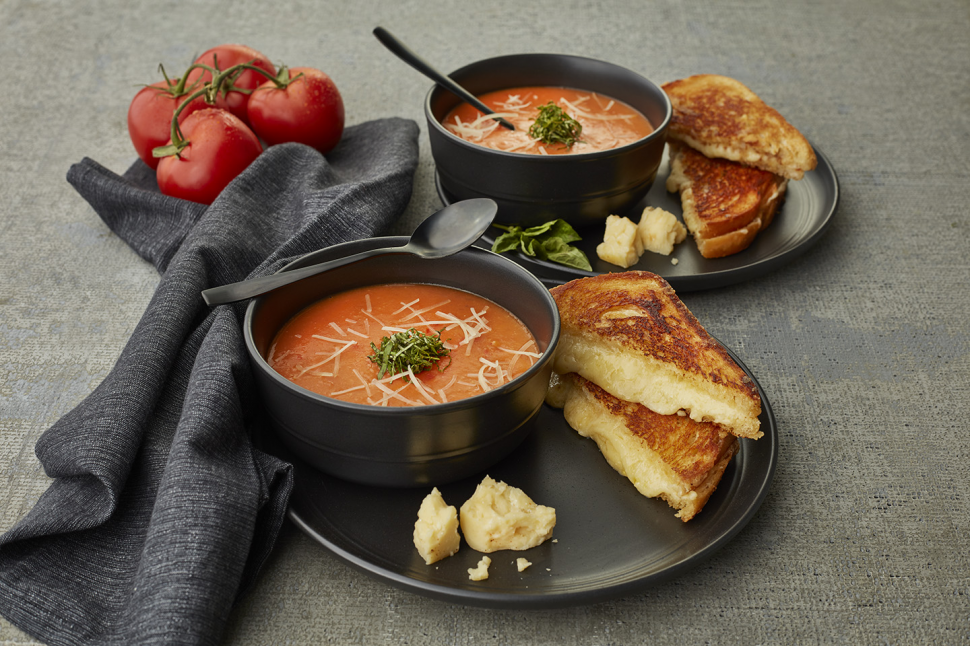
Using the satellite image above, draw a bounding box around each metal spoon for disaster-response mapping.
[201,198,498,306]
[372,26,515,131]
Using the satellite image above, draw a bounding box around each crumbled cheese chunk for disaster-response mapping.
[468,556,492,581]
[516,557,532,572]
[596,215,643,268]
[637,207,687,256]
[459,476,556,553]
[413,487,461,565]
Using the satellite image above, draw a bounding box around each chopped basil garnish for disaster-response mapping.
[528,102,583,148]
[368,328,451,381]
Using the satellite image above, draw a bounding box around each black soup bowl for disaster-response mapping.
[244,238,560,488]
[426,53,672,228]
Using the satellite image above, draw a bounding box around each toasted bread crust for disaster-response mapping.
[575,375,737,488]
[559,373,740,521]
[666,142,788,258]
[662,74,817,180]
[549,271,762,438]
[550,272,756,399]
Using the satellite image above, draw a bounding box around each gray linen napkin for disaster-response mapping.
[0,117,420,646]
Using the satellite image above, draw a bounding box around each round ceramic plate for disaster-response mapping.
[263,345,778,609]
[438,143,838,291]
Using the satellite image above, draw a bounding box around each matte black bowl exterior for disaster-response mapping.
[244,239,560,488]
[425,53,672,228]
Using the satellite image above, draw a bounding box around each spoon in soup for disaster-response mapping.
[373,27,515,131]
[201,198,498,306]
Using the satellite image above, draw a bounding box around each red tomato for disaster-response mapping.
[156,109,263,205]
[247,67,345,154]
[185,44,276,125]
[127,79,228,169]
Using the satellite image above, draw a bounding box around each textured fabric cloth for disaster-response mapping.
[0,118,420,646]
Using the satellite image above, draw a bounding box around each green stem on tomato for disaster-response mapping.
[163,63,204,96]
[235,63,303,92]
[152,83,207,159]
[151,60,280,159]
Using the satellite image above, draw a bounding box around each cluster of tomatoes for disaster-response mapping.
[127,44,345,204]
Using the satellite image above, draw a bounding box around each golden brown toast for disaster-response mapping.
[550,373,739,522]
[549,271,762,438]
[662,74,817,180]
[666,142,788,258]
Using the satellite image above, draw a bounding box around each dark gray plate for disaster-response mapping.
[264,344,777,609]
[440,143,838,291]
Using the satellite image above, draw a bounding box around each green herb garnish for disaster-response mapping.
[491,219,592,271]
[368,328,451,381]
[528,102,583,148]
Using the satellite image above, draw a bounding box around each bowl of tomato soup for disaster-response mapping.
[425,53,671,228]
[244,237,559,487]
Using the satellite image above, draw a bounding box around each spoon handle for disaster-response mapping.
[373,27,515,131]
[201,246,405,306]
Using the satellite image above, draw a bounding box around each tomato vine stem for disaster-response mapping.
[151,59,280,159]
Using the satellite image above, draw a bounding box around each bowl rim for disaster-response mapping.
[243,241,561,417]
[424,52,672,162]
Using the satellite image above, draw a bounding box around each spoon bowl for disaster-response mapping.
[201,198,497,306]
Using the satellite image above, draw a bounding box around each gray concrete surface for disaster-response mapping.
[1,0,968,644]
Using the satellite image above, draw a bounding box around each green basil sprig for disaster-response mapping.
[491,219,592,271]
[528,103,583,148]
[368,328,451,381]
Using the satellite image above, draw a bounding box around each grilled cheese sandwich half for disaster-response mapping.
[549,372,739,521]
[549,271,762,439]
[666,142,788,258]
[662,74,817,181]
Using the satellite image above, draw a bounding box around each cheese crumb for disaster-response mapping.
[468,556,492,581]
[637,206,687,256]
[596,215,643,268]
[516,557,532,572]
[459,476,556,553]
[413,488,461,565]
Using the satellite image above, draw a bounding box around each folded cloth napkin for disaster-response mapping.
[0,117,420,646]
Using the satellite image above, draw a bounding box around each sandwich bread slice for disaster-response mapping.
[666,142,789,258]
[549,271,762,439]
[548,372,739,522]
[661,74,817,180]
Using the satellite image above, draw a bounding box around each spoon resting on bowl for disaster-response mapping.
[201,198,498,306]
[372,26,515,131]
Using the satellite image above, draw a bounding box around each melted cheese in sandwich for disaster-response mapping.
[553,330,760,438]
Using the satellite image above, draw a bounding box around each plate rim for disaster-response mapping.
[441,142,839,292]
[280,344,779,609]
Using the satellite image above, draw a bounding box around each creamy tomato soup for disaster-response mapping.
[442,86,653,155]
[268,284,540,407]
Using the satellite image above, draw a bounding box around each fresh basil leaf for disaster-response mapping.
[541,219,582,244]
[491,231,522,254]
[520,237,539,257]
[521,220,557,237]
[538,237,593,271]
[545,243,593,271]
[488,219,592,271]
